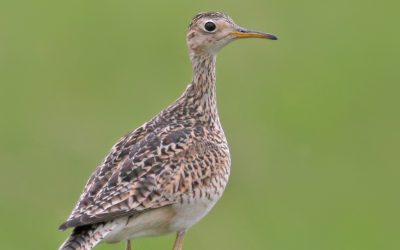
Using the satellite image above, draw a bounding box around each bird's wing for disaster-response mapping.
[58,123,151,230]
[59,125,202,230]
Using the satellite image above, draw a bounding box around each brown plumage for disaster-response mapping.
[58,11,277,250]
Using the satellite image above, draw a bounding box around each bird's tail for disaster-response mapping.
[58,223,115,250]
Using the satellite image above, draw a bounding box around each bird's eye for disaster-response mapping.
[204,21,216,32]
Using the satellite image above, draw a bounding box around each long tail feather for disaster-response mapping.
[58,223,115,250]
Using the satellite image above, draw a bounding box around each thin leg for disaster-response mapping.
[172,231,186,250]
[125,240,132,250]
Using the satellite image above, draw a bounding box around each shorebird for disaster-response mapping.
[58,11,277,250]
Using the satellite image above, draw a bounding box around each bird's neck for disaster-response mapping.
[184,53,219,123]
[161,53,221,126]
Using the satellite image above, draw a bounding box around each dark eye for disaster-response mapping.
[204,21,216,32]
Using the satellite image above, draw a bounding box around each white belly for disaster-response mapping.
[169,196,219,231]
[103,194,221,243]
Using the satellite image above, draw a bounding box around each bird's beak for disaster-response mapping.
[230,28,278,40]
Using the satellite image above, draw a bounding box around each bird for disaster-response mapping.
[58,11,277,250]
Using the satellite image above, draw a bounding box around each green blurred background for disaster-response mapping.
[1,0,399,249]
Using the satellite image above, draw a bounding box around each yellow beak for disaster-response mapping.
[230,28,278,40]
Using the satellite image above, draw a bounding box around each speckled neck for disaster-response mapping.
[185,53,219,124]
[159,53,220,127]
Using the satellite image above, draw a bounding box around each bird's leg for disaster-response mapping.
[125,240,132,250]
[172,231,186,250]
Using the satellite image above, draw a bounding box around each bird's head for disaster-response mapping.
[187,12,277,56]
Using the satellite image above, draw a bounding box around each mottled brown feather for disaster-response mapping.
[60,117,229,230]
